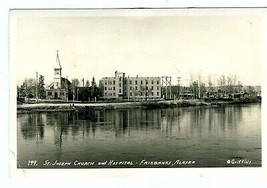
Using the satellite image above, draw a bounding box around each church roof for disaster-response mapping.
[62,77,72,87]
[55,50,62,69]
[47,77,72,89]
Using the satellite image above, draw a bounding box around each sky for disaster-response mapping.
[13,9,263,87]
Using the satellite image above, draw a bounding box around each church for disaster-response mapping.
[45,51,71,101]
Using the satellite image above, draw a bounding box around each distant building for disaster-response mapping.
[205,85,261,99]
[46,51,71,101]
[100,71,162,100]
[179,90,194,99]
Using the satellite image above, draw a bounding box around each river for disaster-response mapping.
[17,103,261,168]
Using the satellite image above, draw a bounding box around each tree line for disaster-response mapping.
[17,76,103,102]
[17,72,260,102]
[70,77,103,102]
[17,75,46,101]
[162,73,260,100]
[187,73,259,98]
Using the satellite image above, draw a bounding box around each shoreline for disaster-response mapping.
[17,99,261,114]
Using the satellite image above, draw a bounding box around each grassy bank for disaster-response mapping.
[17,98,261,114]
[17,102,143,114]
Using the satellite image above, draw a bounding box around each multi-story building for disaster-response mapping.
[100,71,125,99]
[100,71,162,100]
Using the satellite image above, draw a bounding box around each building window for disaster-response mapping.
[151,80,154,84]
[141,80,143,84]
[151,92,154,96]
[119,83,121,87]
[119,77,122,81]
[151,86,154,90]
[135,80,138,84]
[105,81,107,85]
[108,81,112,84]
[119,89,121,93]
[146,80,148,84]
[48,92,52,96]
[157,92,159,96]
[130,81,132,84]
[113,86,115,90]
[104,87,107,90]
[157,80,160,84]
[157,86,159,90]
[130,86,132,90]
[135,86,138,90]
[105,92,107,96]
[113,81,116,84]
[130,92,132,96]
[113,93,116,96]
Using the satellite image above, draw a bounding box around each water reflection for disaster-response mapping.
[17,104,261,168]
[18,105,248,146]
[19,113,45,143]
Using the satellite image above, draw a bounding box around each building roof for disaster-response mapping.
[47,77,71,89]
[61,77,72,87]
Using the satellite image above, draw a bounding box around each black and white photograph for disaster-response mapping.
[10,9,263,171]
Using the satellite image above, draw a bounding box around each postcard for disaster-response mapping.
[9,8,266,178]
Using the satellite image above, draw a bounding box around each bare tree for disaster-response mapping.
[72,78,80,87]
[237,81,243,93]
[226,74,233,93]
[71,78,80,101]
[85,79,90,87]
[18,78,36,98]
[220,74,226,87]
[226,74,239,94]
[207,74,214,94]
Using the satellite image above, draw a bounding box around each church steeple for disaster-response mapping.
[55,50,62,69]
[54,50,62,89]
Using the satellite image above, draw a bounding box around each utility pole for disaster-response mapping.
[73,84,75,102]
[161,76,172,99]
[170,80,172,99]
[198,70,202,99]
[36,72,38,103]
[77,87,79,102]
[145,79,147,101]
[198,80,200,98]
[129,76,130,101]
[66,75,68,102]
[177,77,181,100]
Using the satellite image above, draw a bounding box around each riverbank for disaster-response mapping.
[17,98,261,114]
[17,102,143,114]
